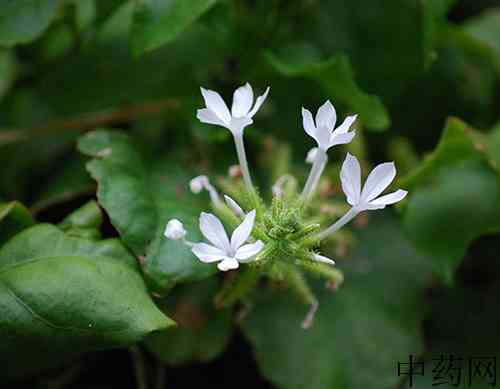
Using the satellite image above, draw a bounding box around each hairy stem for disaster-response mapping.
[301,148,328,200]
[317,207,359,240]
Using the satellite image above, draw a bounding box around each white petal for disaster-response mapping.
[235,240,264,261]
[340,153,361,206]
[306,147,319,164]
[217,257,240,271]
[231,83,254,118]
[315,100,336,130]
[334,114,357,134]
[199,212,231,252]
[302,107,317,139]
[329,130,356,147]
[200,87,231,124]
[196,109,228,128]
[230,210,256,251]
[314,126,332,150]
[361,162,396,202]
[312,254,335,266]
[191,243,226,263]
[370,189,408,205]
[224,195,245,217]
[248,86,270,118]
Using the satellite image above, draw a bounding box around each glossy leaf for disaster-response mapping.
[0,201,34,246]
[241,214,432,389]
[266,46,389,131]
[78,130,216,294]
[131,0,218,55]
[0,224,173,380]
[401,118,500,283]
[0,0,60,46]
[146,278,232,365]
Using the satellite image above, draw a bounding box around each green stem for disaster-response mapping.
[130,346,149,389]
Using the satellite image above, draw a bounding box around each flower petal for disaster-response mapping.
[312,254,335,266]
[302,107,316,139]
[329,130,356,147]
[334,114,357,134]
[235,240,264,261]
[340,153,361,206]
[191,243,226,263]
[315,100,336,130]
[200,87,231,124]
[224,195,245,217]
[314,126,332,150]
[217,257,240,271]
[248,86,270,118]
[199,212,231,252]
[196,109,228,128]
[306,147,319,164]
[231,83,254,118]
[370,189,408,205]
[230,210,256,251]
[361,162,396,202]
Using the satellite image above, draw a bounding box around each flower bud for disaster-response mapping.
[189,175,208,194]
[306,147,319,164]
[164,219,187,240]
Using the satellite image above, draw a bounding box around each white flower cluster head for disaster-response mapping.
[164,83,407,272]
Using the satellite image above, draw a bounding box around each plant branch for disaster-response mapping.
[0,99,180,144]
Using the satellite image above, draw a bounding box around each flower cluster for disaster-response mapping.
[164,83,407,327]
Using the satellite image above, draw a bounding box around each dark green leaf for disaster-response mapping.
[266,46,389,131]
[0,0,60,47]
[131,0,218,55]
[241,214,432,389]
[78,130,216,294]
[401,118,500,283]
[0,223,173,380]
[146,278,232,365]
[0,201,34,246]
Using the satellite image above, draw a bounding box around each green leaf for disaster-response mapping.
[59,200,103,231]
[0,49,16,101]
[401,118,500,283]
[0,223,173,380]
[0,0,60,47]
[463,8,500,73]
[145,278,233,365]
[78,130,216,294]
[266,46,389,131]
[0,201,34,246]
[302,0,456,101]
[241,214,432,389]
[131,0,218,55]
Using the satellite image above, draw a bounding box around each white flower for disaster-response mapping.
[164,219,187,240]
[191,210,264,271]
[302,100,357,151]
[340,153,408,211]
[306,148,319,164]
[224,195,245,217]
[197,83,270,136]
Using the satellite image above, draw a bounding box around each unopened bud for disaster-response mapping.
[164,219,187,240]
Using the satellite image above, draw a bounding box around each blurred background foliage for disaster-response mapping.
[1,0,500,388]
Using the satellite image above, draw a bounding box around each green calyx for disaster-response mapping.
[212,189,344,313]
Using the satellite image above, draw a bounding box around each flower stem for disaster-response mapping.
[316,207,359,240]
[233,134,254,191]
[301,148,328,200]
[130,346,149,389]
